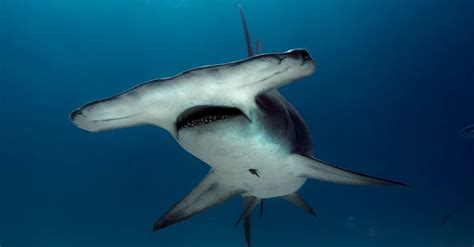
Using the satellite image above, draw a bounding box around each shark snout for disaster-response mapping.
[69,107,94,131]
[69,94,149,132]
[70,103,115,132]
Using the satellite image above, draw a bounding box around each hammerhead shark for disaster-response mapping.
[70,5,405,246]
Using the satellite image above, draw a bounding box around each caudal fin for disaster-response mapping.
[291,154,407,186]
[234,196,261,227]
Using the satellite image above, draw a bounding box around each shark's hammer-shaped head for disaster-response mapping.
[70,49,316,134]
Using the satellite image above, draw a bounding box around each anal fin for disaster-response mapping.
[153,170,244,231]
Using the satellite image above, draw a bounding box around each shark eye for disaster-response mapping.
[300,50,310,60]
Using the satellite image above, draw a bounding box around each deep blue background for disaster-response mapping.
[1,0,473,246]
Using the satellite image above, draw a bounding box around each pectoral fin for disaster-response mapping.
[292,154,407,186]
[153,171,244,231]
[280,192,316,216]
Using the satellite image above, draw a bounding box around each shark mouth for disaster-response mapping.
[176,106,245,130]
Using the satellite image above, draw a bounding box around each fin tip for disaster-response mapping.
[152,220,168,232]
[152,224,161,232]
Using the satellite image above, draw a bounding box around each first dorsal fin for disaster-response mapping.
[238,4,254,57]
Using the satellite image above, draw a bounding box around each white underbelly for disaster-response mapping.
[176,116,306,198]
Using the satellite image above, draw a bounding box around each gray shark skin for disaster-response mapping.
[69,8,406,247]
[70,49,404,243]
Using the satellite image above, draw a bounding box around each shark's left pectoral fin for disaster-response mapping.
[291,154,407,186]
[153,171,245,231]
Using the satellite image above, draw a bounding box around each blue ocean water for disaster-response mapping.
[1,0,473,246]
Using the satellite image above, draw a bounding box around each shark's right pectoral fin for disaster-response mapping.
[291,154,407,186]
[153,171,245,231]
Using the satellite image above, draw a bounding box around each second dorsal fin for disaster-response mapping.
[256,39,263,54]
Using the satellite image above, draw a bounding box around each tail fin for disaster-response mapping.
[291,154,407,186]
[243,210,251,247]
[234,196,261,227]
[237,196,260,247]
[153,171,244,231]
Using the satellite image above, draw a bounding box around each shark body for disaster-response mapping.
[70,6,405,246]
